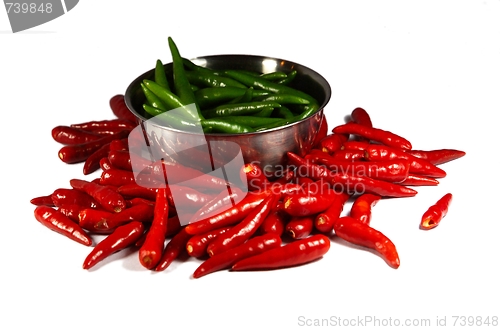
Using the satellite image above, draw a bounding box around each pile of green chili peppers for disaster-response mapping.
[140,37,319,134]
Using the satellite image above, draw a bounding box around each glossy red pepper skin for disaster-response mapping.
[155,228,192,272]
[109,138,129,152]
[78,208,115,234]
[83,142,111,175]
[333,216,400,268]
[349,193,381,225]
[58,130,129,164]
[34,206,92,246]
[317,133,348,154]
[51,126,101,145]
[83,221,144,270]
[333,122,412,150]
[240,163,270,191]
[99,157,114,171]
[117,183,158,201]
[70,179,127,213]
[107,149,133,171]
[282,191,336,217]
[404,149,466,165]
[193,233,282,278]
[340,141,371,151]
[110,94,138,123]
[30,195,55,206]
[286,216,314,239]
[420,193,452,230]
[350,107,373,128]
[100,168,136,186]
[189,187,245,224]
[139,188,169,269]
[232,234,330,271]
[364,145,446,178]
[93,203,155,232]
[186,226,232,258]
[58,204,85,223]
[398,174,439,186]
[51,188,98,209]
[314,192,350,233]
[259,208,288,237]
[71,118,135,131]
[330,149,366,161]
[207,193,279,256]
[185,190,271,235]
[329,172,417,198]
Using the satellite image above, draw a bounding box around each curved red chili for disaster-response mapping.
[259,208,289,237]
[420,193,452,230]
[138,188,169,269]
[314,192,350,233]
[349,193,381,225]
[193,233,282,278]
[51,125,101,145]
[110,94,138,123]
[83,221,144,270]
[51,188,98,209]
[155,227,192,272]
[286,216,314,239]
[404,149,466,165]
[240,162,270,191]
[30,195,55,206]
[83,142,111,175]
[186,226,233,258]
[350,107,373,128]
[333,216,400,268]
[70,178,127,213]
[207,192,279,256]
[232,234,330,271]
[282,191,336,217]
[34,205,92,246]
[333,122,412,150]
[329,172,417,198]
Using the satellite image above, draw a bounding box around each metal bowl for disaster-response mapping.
[124,54,331,179]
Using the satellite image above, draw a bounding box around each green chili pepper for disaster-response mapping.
[276,70,297,85]
[228,88,253,104]
[253,103,320,131]
[168,37,204,121]
[207,115,284,128]
[224,70,317,104]
[141,82,169,111]
[155,59,171,90]
[143,79,185,111]
[143,104,201,131]
[200,119,255,134]
[202,101,281,118]
[185,70,247,89]
[274,106,295,119]
[257,93,311,105]
[260,71,288,81]
[253,107,275,118]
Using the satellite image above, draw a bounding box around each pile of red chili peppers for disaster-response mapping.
[31,97,465,277]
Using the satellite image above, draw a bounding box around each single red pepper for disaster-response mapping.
[404,149,466,165]
[364,144,447,178]
[83,142,111,175]
[398,174,439,186]
[350,107,373,128]
[333,216,400,268]
[139,188,169,269]
[51,125,102,145]
[317,133,348,154]
[259,208,289,237]
[232,234,330,271]
[349,193,381,225]
[189,187,245,224]
[70,178,127,213]
[329,172,417,198]
[117,183,158,201]
[58,203,85,223]
[186,226,233,258]
[109,94,139,123]
[107,149,133,171]
[340,141,370,151]
[167,184,213,210]
[333,122,412,150]
[193,233,282,278]
[207,192,279,256]
[30,195,55,206]
[314,192,350,233]
[78,208,115,234]
[51,188,98,209]
[154,227,192,271]
[286,216,314,239]
[34,205,92,246]
[83,221,144,270]
[99,157,115,171]
[330,149,366,161]
[420,193,452,230]
[100,168,136,186]
[282,190,337,217]
[71,118,136,132]
[109,138,129,152]
[185,189,271,235]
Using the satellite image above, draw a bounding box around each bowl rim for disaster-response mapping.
[124,54,331,137]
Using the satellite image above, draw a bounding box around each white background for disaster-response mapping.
[1,1,499,329]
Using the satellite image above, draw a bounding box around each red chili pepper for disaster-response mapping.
[207,192,279,256]
[364,145,446,178]
[154,227,192,271]
[58,130,129,164]
[58,204,85,223]
[404,149,466,165]
[99,157,115,171]
[330,149,366,161]
[349,193,381,225]
[70,178,126,213]
[51,125,102,145]
[350,107,373,129]
[333,216,400,268]
[78,208,115,234]
[333,122,412,150]
[139,188,169,269]
[329,172,417,198]
[185,189,271,235]
[240,162,270,191]
[107,149,133,171]
[94,203,155,232]
[189,187,245,224]
[83,142,111,175]
[70,118,136,132]
[109,138,129,152]
[51,188,98,209]
[109,94,138,123]
[398,174,439,186]
[34,205,92,246]
[312,114,329,149]
[117,183,158,201]
[286,216,314,239]
[186,226,233,258]
[314,192,350,233]
[168,184,213,210]
[30,195,55,206]
[100,168,136,186]
[340,141,370,151]
[259,208,289,237]
[317,133,348,154]
[420,193,452,230]
[83,221,144,270]
[286,151,331,181]
[232,234,330,271]
[282,190,336,217]
[193,233,282,278]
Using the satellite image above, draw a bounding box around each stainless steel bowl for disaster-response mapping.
[124,54,331,179]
